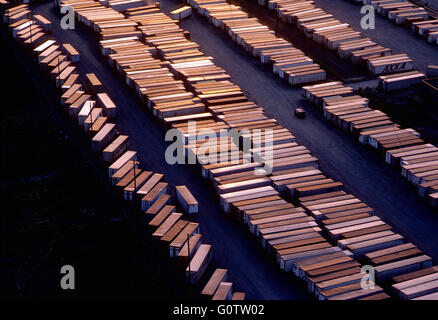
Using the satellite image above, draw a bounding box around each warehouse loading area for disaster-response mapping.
[6,0,438,300]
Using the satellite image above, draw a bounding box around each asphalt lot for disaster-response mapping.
[32,4,311,300]
[30,0,438,299]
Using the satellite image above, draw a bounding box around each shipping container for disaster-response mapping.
[212,282,233,300]
[78,100,96,126]
[85,111,106,133]
[186,244,212,284]
[375,255,433,282]
[111,159,139,186]
[201,268,228,298]
[160,219,190,244]
[145,193,172,215]
[108,150,137,178]
[137,172,164,201]
[231,292,246,300]
[141,182,169,211]
[85,72,103,93]
[149,205,176,228]
[152,212,183,239]
[62,43,80,62]
[170,6,192,21]
[176,185,199,214]
[91,123,117,152]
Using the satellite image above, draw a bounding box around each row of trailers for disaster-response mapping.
[180,1,435,205]
[361,0,438,45]
[53,0,438,299]
[302,81,438,208]
[2,3,245,301]
[258,0,419,75]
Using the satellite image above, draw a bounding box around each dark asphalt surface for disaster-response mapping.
[32,3,311,300]
[31,0,438,299]
[155,0,438,261]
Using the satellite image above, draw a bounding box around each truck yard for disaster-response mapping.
[1,0,438,304]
